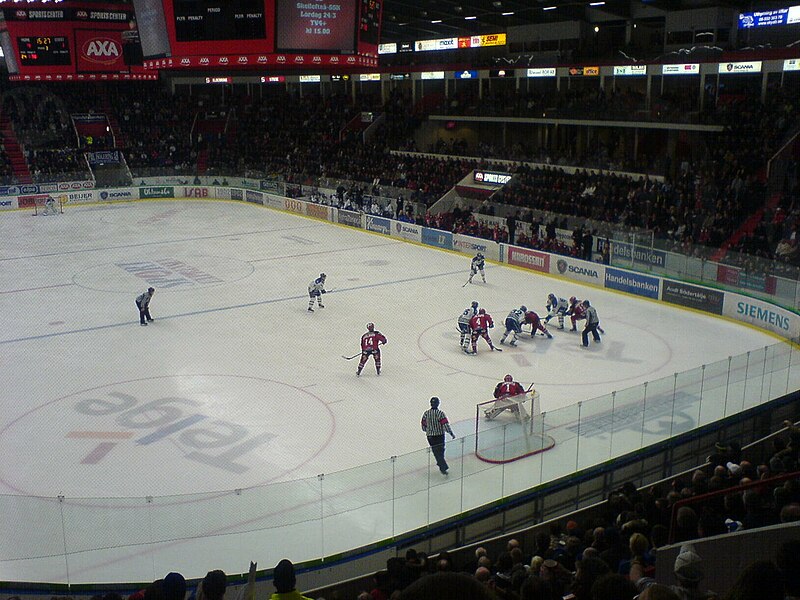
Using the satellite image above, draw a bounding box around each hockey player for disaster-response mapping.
[544,293,569,330]
[468,308,500,354]
[468,253,486,284]
[486,374,527,420]
[307,273,327,312]
[580,300,602,348]
[500,305,527,346]
[357,322,387,376]
[135,287,155,326]
[566,296,587,331]
[457,301,479,352]
[524,310,553,339]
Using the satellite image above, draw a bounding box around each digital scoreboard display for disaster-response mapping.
[275,0,358,52]
[18,36,71,66]
[359,0,381,45]
[173,0,267,41]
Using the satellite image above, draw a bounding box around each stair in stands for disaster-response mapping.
[196,148,209,175]
[0,114,32,183]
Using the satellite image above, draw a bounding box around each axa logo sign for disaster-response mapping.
[238,56,248,64]
[218,57,229,64]
[82,38,121,64]
[180,58,190,66]
[329,56,339,63]
[257,55,268,63]
[312,55,321,63]
[199,57,210,65]
[294,55,304,63]
[347,56,356,64]
[277,55,286,63]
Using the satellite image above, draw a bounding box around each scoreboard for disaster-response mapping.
[0,2,154,80]
[18,36,71,66]
[173,0,266,42]
[0,0,382,78]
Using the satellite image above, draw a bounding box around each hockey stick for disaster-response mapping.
[462,280,470,288]
[341,353,361,360]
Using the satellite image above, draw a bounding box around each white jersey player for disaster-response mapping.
[468,253,486,284]
[544,293,570,330]
[307,273,327,312]
[500,306,527,346]
[457,301,479,352]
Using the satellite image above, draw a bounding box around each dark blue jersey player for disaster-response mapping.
[468,253,486,284]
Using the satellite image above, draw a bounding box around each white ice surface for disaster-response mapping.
[0,201,791,583]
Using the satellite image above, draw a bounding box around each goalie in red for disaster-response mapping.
[357,322,387,377]
[485,374,529,420]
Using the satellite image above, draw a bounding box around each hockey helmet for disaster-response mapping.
[569,296,577,304]
[478,308,486,314]
[148,287,155,293]
[477,252,484,258]
[520,305,527,312]
[320,273,326,279]
[504,374,513,382]
[366,322,375,331]
[548,293,556,303]
[471,301,479,308]
[430,396,440,407]
[582,299,590,307]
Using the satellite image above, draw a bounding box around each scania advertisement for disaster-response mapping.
[393,220,422,243]
[552,257,604,284]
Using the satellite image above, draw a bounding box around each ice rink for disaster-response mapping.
[0,200,790,583]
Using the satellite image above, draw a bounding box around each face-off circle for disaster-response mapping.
[0,375,335,497]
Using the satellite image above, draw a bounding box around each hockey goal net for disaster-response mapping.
[475,391,555,464]
[31,194,64,216]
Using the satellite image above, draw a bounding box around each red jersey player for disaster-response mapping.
[567,296,587,331]
[468,308,501,354]
[524,310,553,339]
[357,323,387,376]
[485,374,527,419]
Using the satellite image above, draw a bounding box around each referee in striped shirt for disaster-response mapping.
[421,397,456,475]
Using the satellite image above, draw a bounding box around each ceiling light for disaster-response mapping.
[431,19,442,23]
[465,15,477,19]
[492,0,503,6]
[543,6,556,10]
[589,1,605,5]
[594,25,600,32]
[502,11,514,15]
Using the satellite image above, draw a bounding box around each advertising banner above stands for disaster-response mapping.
[784,59,800,71]
[719,61,762,74]
[613,65,647,76]
[392,220,423,243]
[717,264,777,295]
[724,292,800,338]
[87,150,122,165]
[506,246,550,273]
[526,68,557,78]
[0,181,94,196]
[599,239,666,269]
[662,63,700,75]
[662,280,724,315]
[537,225,575,248]
[605,268,660,299]
[551,256,605,286]
[455,70,479,79]
[452,233,499,261]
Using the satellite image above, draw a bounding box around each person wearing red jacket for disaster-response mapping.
[567,296,587,332]
[468,309,500,354]
[485,375,528,420]
[524,310,553,339]
[357,323,387,376]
